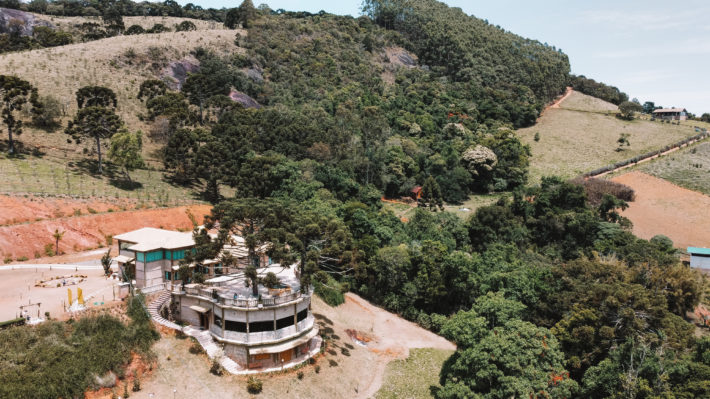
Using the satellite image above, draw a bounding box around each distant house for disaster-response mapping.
[688,247,710,273]
[653,108,688,121]
[411,186,423,200]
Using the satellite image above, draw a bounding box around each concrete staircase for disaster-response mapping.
[146,291,182,330]
[147,290,245,374]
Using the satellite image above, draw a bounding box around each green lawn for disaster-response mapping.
[376,348,454,399]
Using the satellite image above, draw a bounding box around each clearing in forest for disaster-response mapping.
[518,90,699,181]
[611,171,710,249]
[639,140,710,196]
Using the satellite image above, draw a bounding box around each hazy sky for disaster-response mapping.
[188,0,710,114]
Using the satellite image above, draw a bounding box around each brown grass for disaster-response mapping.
[518,91,699,181]
[570,177,635,206]
[559,90,619,113]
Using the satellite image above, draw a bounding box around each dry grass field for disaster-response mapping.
[639,140,710,195]
[518,91,699,181]
[0,26,241,160]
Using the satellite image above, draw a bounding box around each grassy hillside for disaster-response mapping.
[0,26,240,162]
[518,90,699,181]
[376,348,454,399]
[41,14,223,34]
[639,140,710,195]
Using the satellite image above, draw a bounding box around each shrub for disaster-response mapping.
[123,383,130,398]
[315,365,321,373]
[16,256,28,262]
[313,277,345,307]
[297,371,304,379]
[44,243,55,257]
[132,377,140,392]
[31,95,62,130]
[3,257,11,264]
[175,21,197,32]
[210,360,223,376]
[571,177,635,206]
[125,25,145,35]
[246,376,263,394]
[189,339,204,354]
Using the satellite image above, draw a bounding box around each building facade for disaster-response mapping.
[653,108,688,121]
[170,265,320,371]
[688,247,710,273]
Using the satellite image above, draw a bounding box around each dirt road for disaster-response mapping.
[612,171,710,248]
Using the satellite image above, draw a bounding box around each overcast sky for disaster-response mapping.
[188,0,710,114]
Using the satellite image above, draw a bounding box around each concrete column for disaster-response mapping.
[221,307,225,338]
[273,308,277,331]
[293,303,297,328]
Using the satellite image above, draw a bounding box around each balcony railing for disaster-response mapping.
[176,283,305,309]
[217,315,315,345]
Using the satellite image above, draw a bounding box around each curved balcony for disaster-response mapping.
[212,315,315,346]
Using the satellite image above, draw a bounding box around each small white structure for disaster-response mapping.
[688,247,710,273]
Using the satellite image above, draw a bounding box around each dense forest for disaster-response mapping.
[1,0,708,397]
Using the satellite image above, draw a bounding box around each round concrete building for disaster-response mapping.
[170,264,321,372]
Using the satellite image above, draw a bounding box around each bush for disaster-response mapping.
[571,177,635,206]
[44,243,55,257]
[189,339,204,354]
[315,365,321,373]
[297,370,304,379]
[246,376,263,394]
[132,377,140,392]
[313,276,345,306]
[175,20,197,32]
[32,95,62,130]
[210,360,223,376]
[125,25,145,35]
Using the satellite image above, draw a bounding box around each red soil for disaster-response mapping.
[611,171,710,249]
[0,195,211,260]
[0,195,141,226]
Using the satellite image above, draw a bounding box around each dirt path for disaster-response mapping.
[549,86,573,109]
[339,293,455,399]
[0,195,211,260]
[612,171,710,248]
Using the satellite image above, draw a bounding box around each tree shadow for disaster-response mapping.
[328,359,338,367]
[0,140,46,158]
[313,313,333,326]
[109,178,144,190]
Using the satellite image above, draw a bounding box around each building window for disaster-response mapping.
[172,249,186,260]
[225,319,247,332]
[164,271,171,281]
[136,252,145,262]
[297,309,308,323]
[249,320,274,333]
[276,315,294,330]
[145,250,163,262]
[214,314,222,328]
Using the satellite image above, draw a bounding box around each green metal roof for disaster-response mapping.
[687,247,710,255]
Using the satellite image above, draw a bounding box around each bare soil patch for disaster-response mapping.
[0,194,139,226]
[611,171,710,248]
[0,195,210,260]
[0,266,119,321]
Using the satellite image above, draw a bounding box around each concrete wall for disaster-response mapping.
[223,343,248,365]
[691,254,710,270]
[178,295,213,327]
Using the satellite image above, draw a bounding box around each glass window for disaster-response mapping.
[249,320,274,333]
[164,271,171,281]
[145,251,163,262]
[136,252,145,262]
[172,249,186,260]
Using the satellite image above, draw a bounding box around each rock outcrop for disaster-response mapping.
[162,56,200,90]
[0,7,53,36]
[229,89,261,109]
